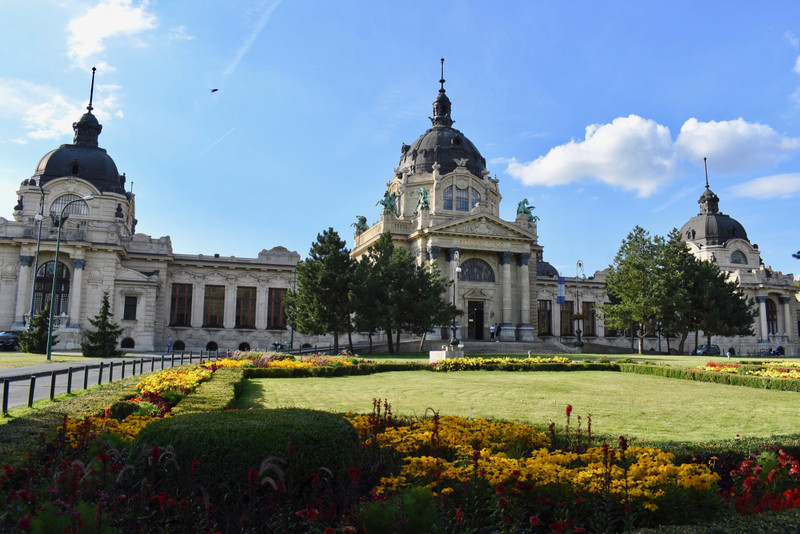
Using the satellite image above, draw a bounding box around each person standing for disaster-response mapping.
[490,324,496,340]
[167,336,173,353]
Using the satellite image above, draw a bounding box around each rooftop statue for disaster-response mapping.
[377,190,402,217]
[351,215,368,233]
[413,187,430,215]
[517,199,539,222]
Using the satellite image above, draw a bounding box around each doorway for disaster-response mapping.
[467,301,485,340]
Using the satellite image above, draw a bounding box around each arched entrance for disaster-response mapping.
[34,261,70,315]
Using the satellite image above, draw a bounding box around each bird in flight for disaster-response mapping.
[211,88,219,93]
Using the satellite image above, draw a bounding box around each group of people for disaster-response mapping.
[489,323,502,341]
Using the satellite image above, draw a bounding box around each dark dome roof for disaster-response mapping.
[537,260,558,278]
[397,68,486,178]
[679,186,748,247]
[31,110,125,195]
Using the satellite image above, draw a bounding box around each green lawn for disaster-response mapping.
[0,352,98,368]
[238,370,800,443]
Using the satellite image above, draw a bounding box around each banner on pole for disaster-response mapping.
[557,276,566,304]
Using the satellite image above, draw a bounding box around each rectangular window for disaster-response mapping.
[170,283,192,326]
[560,300,574,336]
[203,285,225,328]
[123,296,137,321]
[455,187,469,211]
[443,186,453,210]
[537,300,552,336]
[268,288,287,330]
[583,301,596,336]
[235,286,257,328]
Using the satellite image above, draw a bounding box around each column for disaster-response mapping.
[256,282,268,330]
[224,280,236,329]
[68,259,85,328]
[779,296,793,340]
[498,251,514,340]
[447,248,461,340]
[192,282,204,328]
[516,253,534,341]
[755,296,768,342]
[13,255,34,327]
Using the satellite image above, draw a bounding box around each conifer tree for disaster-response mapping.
[18,301,56,354]
[81,290,123,358]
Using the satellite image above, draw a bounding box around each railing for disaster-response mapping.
[1,350,222,415]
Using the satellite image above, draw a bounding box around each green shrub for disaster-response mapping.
[133,408,361,502]
[618,364,800,392]
[160,389,187,405]
[359,486,439,533]
[107,400,138,420]
[171,367,243,414]
[631,507,800,533]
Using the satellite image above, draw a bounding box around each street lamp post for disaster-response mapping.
[46,195,93,361]
[449,250,461,349]
[28,186,45,325]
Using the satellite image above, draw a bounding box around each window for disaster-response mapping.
[560,301,574,336]
[170,283,192,326]
[766,299,778,335]
[471,187,481,209]
[731,251,747,264]
[206,341,219,351]
[268,288,287,329]
[238,342,251,351]
[49,194,89,217]
[459,258,495,282]
[203,285,225,328]
[34,261,70,315]
[455,187,469,211]
[538,300,552,336]
[583,302,596,336]
[121,337,135,348]
[235,286,256,328]
[443,186,453,210]
[123,296,137,320]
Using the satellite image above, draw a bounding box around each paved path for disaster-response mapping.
[1,353,214,412]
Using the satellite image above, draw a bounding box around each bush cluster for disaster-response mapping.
[618,363,800,392]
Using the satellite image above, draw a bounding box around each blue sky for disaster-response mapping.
[1,0,799,279]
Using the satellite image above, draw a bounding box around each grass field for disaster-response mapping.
[237,369,800,443]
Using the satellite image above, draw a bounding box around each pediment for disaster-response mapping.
[427,214,535,241]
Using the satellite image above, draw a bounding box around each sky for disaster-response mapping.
[1,0,799,279]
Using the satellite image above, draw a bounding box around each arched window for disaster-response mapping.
[49,194,89,218]
[206,341,219,352]
[121,337,135,349]
[173,340,186,351]
[455,186,469,211]
[238,342,250,351]
[459,258,495,282]
[443,186,453,210]
[471,187,481,209]
[766,299,778,335]
[730,251,747,265]
[34,261,70,315]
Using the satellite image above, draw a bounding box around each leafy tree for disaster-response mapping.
[284,228,354,354]
[81,290,123,357]
[653,229,695,354]
[350,257,383,353]
[692,260,755,348]
[18,301,56,354]
[601,226,662,354]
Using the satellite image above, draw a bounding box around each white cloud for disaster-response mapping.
[728,173,800,199]
[169,25,194,41]
[0,78,123,142]
[506,115,677,197]
[794,55,800,74]
[786,31,799,49]
[67,0,158,69]
[675,118,800,173]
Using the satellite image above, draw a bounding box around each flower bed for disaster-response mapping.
[434,355,572,371]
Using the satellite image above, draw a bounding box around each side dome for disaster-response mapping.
[31,109,125,195]
[397,61,487,179]
[679,185,748,247]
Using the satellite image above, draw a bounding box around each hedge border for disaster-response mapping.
[618,363,800,392]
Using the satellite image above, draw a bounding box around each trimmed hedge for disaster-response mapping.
[133,408,361,502]
[618,363,800,392]
[171,366,244,414]
[437,362,621,372]
[242,361,431,379]
[631,508,800,533]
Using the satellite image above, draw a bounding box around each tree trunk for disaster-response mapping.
[333,332,339,355]
[678,332,689,355]
[418,331,427,352]
[395,330,401,353]
[347,329,354,353]
[386,327,394,354]
[368,333,373,354]
[637,324,644,354]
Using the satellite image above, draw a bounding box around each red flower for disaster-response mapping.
[496,485,506,495]
[529,516,541,526]
[247,467,259,485]
[190,460,201,474]
[498,496,507,507]
[619,436,628,451]
[17,516,31,531]
[324,529,335,534]
[566,405,572,417]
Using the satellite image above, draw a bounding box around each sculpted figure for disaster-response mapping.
[516,199,539,222]
[413,187,430,215]
[351,215,368,233]
[376,190,402,217]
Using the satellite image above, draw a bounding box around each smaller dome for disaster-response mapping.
[679,186,748,247]
[33,144,124,195]
[537,260,558,278]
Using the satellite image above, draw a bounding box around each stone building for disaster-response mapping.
[0,75,307,353]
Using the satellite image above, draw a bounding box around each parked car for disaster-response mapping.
[692,344,720,356]
[0,331,20,351]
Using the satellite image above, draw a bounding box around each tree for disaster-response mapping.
[81,290,123,358]
[18,301,56,354]
[601,226,662,354]
[692,260,755,348]
[284,228,354,354]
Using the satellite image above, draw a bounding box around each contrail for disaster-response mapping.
[223,0,282,79]
[199,128,236,156]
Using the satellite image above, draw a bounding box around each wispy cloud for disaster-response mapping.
[506,115,800,198]
[728,173,800,199]
[169,25,194,41]
[67,0,158,70]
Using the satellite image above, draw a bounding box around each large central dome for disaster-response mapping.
[397,62,487,178]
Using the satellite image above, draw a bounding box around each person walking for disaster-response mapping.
[489,323,496,340]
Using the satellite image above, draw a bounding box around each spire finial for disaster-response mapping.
[87,66,96,112]
[704,157,709,189]
[439,58,445,92]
